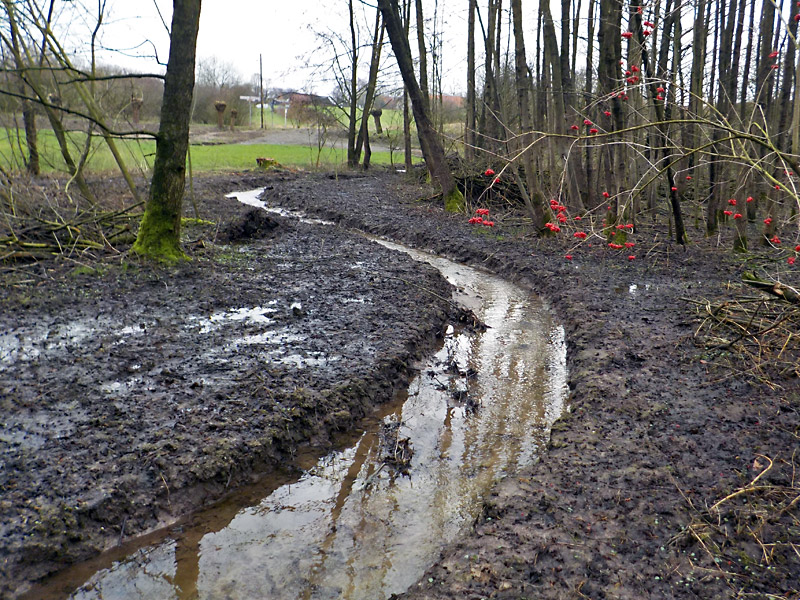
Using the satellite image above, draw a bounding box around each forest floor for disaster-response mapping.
[1,169,799,599]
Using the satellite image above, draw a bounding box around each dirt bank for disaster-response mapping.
[2,169,799,599]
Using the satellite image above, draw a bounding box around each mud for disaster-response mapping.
[2,169,799,599]
[36,244,566,600]
[261,172,800,599]
[1,173,454,598]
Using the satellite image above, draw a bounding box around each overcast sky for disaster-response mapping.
[92,0,469,94]
[98,1,326,89]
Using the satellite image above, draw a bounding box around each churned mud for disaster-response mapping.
[1,172,454,598]
[2,169,799,599]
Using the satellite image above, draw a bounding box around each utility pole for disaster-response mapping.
[259,54,265,129]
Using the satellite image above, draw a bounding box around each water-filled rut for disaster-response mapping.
[30,192,567,600]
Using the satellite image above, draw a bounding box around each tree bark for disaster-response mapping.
[402,0,413,171]
[756,1,777,244]
[465,0,476,162]
[133,0,201,261]
[378,0,463,211]
[584,0,596,208]
[637,0,687,244]
[355,8,384,167]
[415,0,430,109]
[478,0,501,151]
[346,0,360,168]
[1,0,95,200]
[511,0,545,227]
[686,0,706,175]
[778,0,798,154]
[739,0,755,126]
[5,5,38,176]
[596,0,625,221]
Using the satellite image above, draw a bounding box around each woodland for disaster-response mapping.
[1,0,800,598]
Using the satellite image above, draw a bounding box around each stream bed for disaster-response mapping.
[28,193,567,600]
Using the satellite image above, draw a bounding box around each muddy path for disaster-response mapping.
[28,240,567,600]
[261,172,800,599]
[1,174,455,598]
[2,170,799,599]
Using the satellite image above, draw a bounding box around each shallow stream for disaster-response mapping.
[29,191,567,600]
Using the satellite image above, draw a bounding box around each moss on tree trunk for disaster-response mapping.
[133,0,201,262]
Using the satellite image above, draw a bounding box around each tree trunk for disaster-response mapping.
[402,0,413,172]
[739,0,756,126]
[756,0,777,244]
[686,0,706,175]
[478,0,501,152]
[133,0,201,261]
[378,0,463,211]
[346,0,359,168]
[559,0,573,112]
[415,0,430,109]
[596,0,625,222]
[465,0,476,162]
[729,0,746,117]
[637,0,687,244]
[4,0,39,176]
[21,99,38,176]
[584,0,596,209]
[0,0,95,201]
[355,8,384,167]
[778,0,798,154]
[570,0,582,86]
[511,0,545,227]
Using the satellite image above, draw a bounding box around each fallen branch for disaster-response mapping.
[742,271,800,305]
[1,203,143,261]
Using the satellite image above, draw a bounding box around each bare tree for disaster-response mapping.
[378,0,464,211]
[133,0,201,261]
[354,7,384,169]
[464,0,476,162]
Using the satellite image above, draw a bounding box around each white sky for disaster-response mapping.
[73,0,776,99]
[91,0,472,94]
[99,1,326,89]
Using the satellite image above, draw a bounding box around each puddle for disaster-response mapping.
[225,189,335,225]
[0,317,154,365]
[614,282,653,296]
[26,201,568,600]
[189,304,278,334]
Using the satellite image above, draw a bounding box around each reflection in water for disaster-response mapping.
[42,239,567,600]
[66,542,179,600]
[225,189,334,225]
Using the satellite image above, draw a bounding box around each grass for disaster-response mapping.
[189,142,395,171]
[0,126,399,176]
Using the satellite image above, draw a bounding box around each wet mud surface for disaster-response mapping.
[262,172,800,599]
[3,170,799,598]
[1,173,454,597]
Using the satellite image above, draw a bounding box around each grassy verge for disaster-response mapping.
[0,127,400,175]
[189,142,396,171]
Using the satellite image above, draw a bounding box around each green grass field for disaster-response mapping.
[189,142,395,171]
[0,127,398,176]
